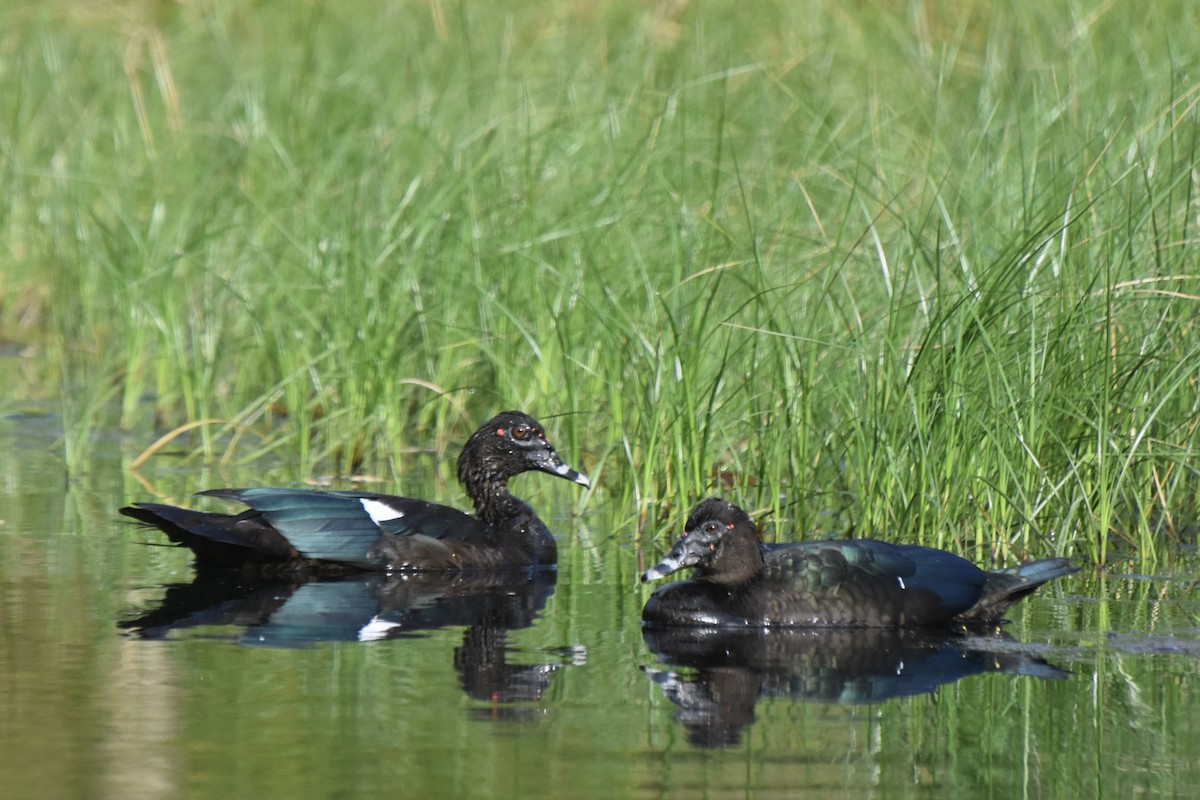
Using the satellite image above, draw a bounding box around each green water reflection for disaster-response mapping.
[1,416,1198,799]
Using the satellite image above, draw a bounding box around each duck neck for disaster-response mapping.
[458,438,522,526]
[700,560,762,586]
[469,478,524,526]
[700,533,766,586]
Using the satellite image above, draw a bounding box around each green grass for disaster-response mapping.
[3,0,1199,563]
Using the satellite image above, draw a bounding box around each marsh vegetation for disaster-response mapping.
[3,0,1199,566]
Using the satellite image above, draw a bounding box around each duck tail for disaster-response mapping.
[119,502,300,567]
[957,557,1079,623]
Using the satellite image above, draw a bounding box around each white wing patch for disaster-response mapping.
[360,498,405,525]
[357,616,402,642]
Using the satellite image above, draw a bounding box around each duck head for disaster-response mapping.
[457,410,591,494]
[641,498,764,584]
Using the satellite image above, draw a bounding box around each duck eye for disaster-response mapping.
[703,522,720,534]
[512,425,530,440]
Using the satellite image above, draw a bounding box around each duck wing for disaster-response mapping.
[201,488,487,570]
[762,540,990,625]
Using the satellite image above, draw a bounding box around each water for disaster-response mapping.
[2,412,1199,799]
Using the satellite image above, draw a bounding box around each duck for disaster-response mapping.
[641,498,1078,628]
[121,411,590,574]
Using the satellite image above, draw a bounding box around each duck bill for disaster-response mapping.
[641,534,705,582]
[529,448,591,489]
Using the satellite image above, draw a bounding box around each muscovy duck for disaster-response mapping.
[641,498,1077,627]
[121,411,589,573]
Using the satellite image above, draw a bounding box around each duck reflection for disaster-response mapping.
[642,626,1069,748]
[121,569,581,714]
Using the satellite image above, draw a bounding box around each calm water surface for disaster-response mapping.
[2,412,1198,799]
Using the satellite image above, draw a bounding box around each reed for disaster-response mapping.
[3,0,1198,561]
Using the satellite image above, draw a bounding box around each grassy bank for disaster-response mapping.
[2,0,1198,562]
